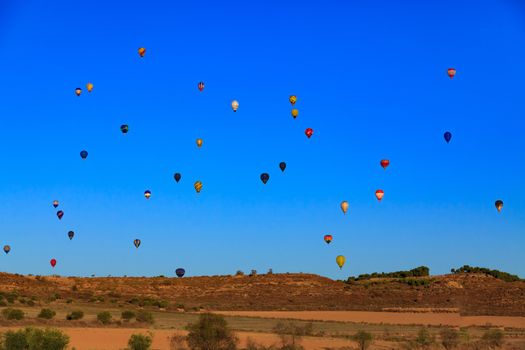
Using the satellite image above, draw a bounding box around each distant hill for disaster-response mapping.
[1,271,525,316]
[451,265,522,282]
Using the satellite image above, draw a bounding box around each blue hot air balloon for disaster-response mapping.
[80,150,88,159]
[444,132,452,144]
[176,268,185,278]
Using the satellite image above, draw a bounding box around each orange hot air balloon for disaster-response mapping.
[324,235,332,244]
[375,189,384,201]
[289,95,297,106]
[138,47,146,57]
[86,82,93,92]
[75,88,82,96]
[447,68,456,79]
[380,159,390,170]
[194,181,203,193]
[340,201,349,215]
[291,109,299,119]
[196,138,203,148]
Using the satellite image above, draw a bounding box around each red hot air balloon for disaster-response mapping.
[447,68,456,79]
[305,128,313,138]
[50,259,57,267]
[380,159,390,170]
[375,189,384,201]
[57,210,64,220]
[324,235,332,244]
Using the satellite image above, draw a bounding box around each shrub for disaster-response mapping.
[186,313,237,350]
[97,311,112,324]
[122,310,136,320]
[38,308,57,320]
[0,327,69,350]
[136,310,154,324]
[128,333,153,350]
[2,308,25,320]
[481,329,504,348]
[66,310,84,320]
[353,330,373,350]
[267,269,273,275]
[6,295,16,304]
[250,270,257,276]
[235,270,244,276]
[440,328,460,350]
[415,328,435,349]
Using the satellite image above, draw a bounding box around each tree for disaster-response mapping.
[440,328,460,350]
[38,308,57,320]
[272,322,310,349]
[353,331,373,350]
[186,313,238,350]
[97,311,112,324]
[0,327,69,350]
[128,333,153,350]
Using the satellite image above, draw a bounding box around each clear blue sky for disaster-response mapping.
[0,1,524,279]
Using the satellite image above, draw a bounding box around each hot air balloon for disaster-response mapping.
[194,181,203,193]
[340,201,349,215]
[50,258,57,268]
[176,268,185,278]
[86,82,93,92]
[57,210,64,220]
[291,109,299,119]
[305,128,313,138]
[53,200,59,208]
[3,245,10,254]
[196,138,203,148]
[68,231,74,240]
[174,173,181,183]
[279,162,286,172]
[121,124,129,134]
[447,68,456,79]
[289,95,297,106]
[260,173,269,184]
[75,88,82,96]
[336,255,345,269]
[80,150,88,159]
[198,81,204,92]
[231,100,239,112]
[138,47,146,57]
[444,131,452,143]
[380,159,390,170]
[324,235,332,244]
[134,239,141,248]
[144,190,151,199]
[375,190,384,201]
[495,200,503,213]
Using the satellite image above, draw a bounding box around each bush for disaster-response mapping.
[0,327,69,350]
[482,329,504,348]
[440,328,460,350]
[235,270,244,276]
[122,310,136,320]
[353,331,373,350]
[38,308,57,320]
[186,313,237,350]
[97,311,112,324]
[66,310,84,320]
[136,310,154,324]
[128,333,153,350]
[2,308,25,320]
[415,328,435,349]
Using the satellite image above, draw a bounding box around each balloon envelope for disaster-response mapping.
[3,245,10,254]
[121,124,129,134]
[305,128,313,138]
[198,81,204,92]
[340,201,349,215]
[279,162,286,172]
[138,47,146,57]
[53,200,59,208]
[194,181,203,193]
[50,259,57,267]
[444,131,452,143]
[144,190,151,199]
[324,235,332,244]
[336,255,345,269]
[380,159,390,169]
[68,231,74,240]
[80,150,88,159]
[231,100,239,112]
[134,239,141,248]
[289,95,297,106]
[375,190,384,201]
[291,109,299,119]
[196,139,203,148]
[260,173,270,184]
[447,68,456,78]
[176,268,185,278]
[86,82,93,92]
[75,88,82,96]
[174,173,181,183]
[495,200,503,212]
[57,210,64,220]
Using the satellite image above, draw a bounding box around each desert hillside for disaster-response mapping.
[1,272,524,316]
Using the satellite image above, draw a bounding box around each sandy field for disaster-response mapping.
[215,311,525,328]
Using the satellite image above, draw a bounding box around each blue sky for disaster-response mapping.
[0,1,524,279]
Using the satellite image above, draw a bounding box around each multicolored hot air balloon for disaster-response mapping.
[138,47,146,57]
[444,131,452,143]
[279,162,286,172]
[198,81,204,92]
[174,173,181,183]
[260,173,269,184]
[86,82,93,92]
[80,150,88,159]
[375,190,384,201]
[53,200,59,208]
[75,88,82,96]
[176,268,185,278]
[291,109,299,119]
[50,258,57,267]
[144,190,151,199]
[194,181,203,193]
[340,201,349,215]
[231,100,239,112]
[196,138,203,148]
[380,159,390,170]
[289,95,297,106]
[68,231,74,240]
[57,210,64,220]
[121,124,129,134]
[336,255,345,269]
[305,128,313,138]
[134,239,141,248]
[3,245,10,254]
[495,200,503,213]
[447,68,456,79]
[324,235,332,244]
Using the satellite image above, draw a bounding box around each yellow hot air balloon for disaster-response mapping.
[289,95,297,106]
[291,109,299,119]
[231,100,239,112]
[196,138,203,148]
[194,181,203,193]
[336,255,345,270]
[138,47,146,57]
[86,82,93,92]
[340,201,349,215]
